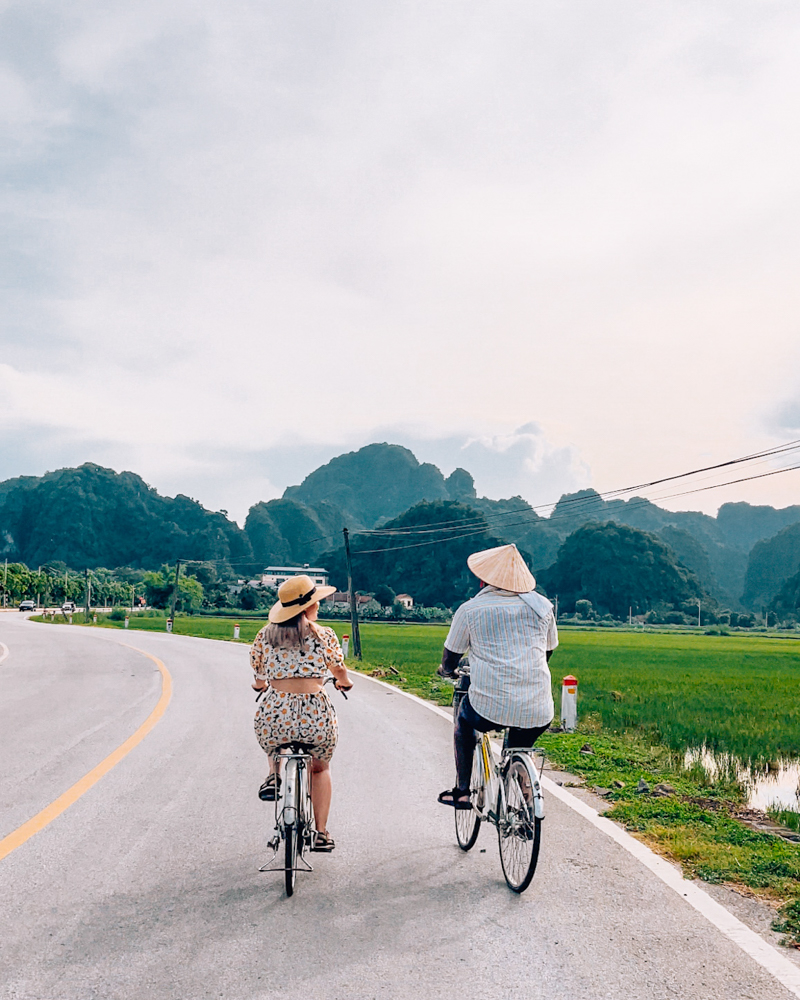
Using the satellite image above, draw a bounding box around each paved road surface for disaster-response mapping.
[1,615,797,1000]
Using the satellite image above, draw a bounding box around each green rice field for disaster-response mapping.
[69,614,800,764]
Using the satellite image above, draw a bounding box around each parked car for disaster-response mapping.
[18,600,36,612]
[61,601,77,613]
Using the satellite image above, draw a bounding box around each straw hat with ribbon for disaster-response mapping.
[467,543,536,594]
[268,574,337,624]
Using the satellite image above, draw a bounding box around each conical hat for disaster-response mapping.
[467,544,535,593]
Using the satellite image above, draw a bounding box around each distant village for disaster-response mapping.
[234,564,424,620]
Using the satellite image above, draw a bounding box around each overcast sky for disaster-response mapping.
[2,1,800,523]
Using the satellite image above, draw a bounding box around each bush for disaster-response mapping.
[109,608,127,621]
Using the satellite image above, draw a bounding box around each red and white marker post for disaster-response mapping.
[233,623,240,640]
[561,674,578,732]
[342,634,350,658]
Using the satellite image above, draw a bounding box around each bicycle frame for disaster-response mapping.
[474,733,546,824]
[260,748,314,877]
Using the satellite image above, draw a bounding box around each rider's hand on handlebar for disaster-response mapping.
[334,680,354,691]
[436,664,457,680]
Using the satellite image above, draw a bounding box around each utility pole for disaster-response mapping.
[84,568,92,623]
[554,595,558,620]
[697,599,701,628]
[629,606,632,626]
[343,528,362,659]
[3,558,6,608]
[169,559,182,624]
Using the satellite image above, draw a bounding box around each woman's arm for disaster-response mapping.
[321,628,352,689]
[250,630,268,691]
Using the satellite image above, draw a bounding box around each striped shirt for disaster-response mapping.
[444,586,558,728]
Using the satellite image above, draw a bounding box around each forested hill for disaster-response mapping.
[2,445,800,609]
[0,464,254,570]
[283,443,475,527]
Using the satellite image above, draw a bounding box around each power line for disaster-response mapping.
[345,460,800,557]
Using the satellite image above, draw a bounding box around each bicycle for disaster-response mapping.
[258,677,347,897]
[451,670,545,893]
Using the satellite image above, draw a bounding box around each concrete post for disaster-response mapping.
[561,674,578,732]
[342,634,350,658]
[234,623,240,640]
[166,618,173,633]
[124,616,129,629]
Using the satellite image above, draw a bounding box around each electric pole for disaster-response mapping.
[169,559,182,624]
[3,558,6,608]
[84,568,92,622]
[343,528,362,659]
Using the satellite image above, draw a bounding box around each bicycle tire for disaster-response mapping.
[284,823,297,896]
[284,766,300,896]
[497,753,541,893]
[455,742,483,851]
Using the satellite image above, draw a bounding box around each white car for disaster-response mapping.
[61,601,77,613]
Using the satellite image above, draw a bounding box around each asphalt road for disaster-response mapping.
[1,614,798,1000]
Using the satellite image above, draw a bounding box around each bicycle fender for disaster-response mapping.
[532,779,545,820]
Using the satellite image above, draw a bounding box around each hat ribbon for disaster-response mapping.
[280,586,317,608]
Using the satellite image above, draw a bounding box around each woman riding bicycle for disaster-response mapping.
[251,575,352,852]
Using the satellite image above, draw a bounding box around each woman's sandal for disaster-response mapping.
[258,774,281,801]
[311,830,335,852]
[438,787,472,810]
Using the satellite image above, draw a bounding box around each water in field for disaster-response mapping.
[684,746,800,814]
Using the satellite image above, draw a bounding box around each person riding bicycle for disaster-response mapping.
[251,575,352,852]
[436,544,557,809]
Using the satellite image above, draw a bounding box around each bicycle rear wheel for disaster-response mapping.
[497,753,541,893]
[455,742,483,851]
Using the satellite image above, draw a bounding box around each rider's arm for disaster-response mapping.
[438,604,469,677]
[322,628,353,690]
[437,647,461,678]
[250,630,268,691]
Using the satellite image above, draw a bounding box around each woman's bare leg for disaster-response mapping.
[310,759,332,832]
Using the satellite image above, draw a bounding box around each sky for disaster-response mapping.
[2,0,800,524]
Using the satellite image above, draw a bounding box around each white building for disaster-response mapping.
[261,565,330,589]
[395,593,414,609]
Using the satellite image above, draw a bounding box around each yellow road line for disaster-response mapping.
[0,644,172,862]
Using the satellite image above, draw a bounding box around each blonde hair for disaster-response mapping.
[263,611,321,650]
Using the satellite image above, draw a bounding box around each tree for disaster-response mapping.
[143,565,203,611]
[239,586,260,611]
[575,599,593,619]
[374,584,396,607]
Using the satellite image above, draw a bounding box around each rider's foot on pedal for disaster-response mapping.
[437,787,472,809]
[258,774,281,801]
[311,830,335,852]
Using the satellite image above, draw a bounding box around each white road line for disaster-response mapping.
[353,669,800,998]
[0,642,9,665]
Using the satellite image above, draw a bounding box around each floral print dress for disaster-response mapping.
[251,625,345,762]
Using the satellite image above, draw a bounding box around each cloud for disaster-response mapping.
[773,399,800,436]
[3,2,800,514]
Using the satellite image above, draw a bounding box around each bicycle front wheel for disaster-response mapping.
[497,753,541,893]
[284,770,300,897]
[455,742,483,851]
[284,824,297,896]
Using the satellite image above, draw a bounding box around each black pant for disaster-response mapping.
[454,693,551,790]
